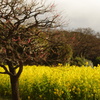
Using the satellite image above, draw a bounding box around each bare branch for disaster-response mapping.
[0,72,7,74]
[0,0,61,30]
[0,64,13,75]
[16,61,23,78]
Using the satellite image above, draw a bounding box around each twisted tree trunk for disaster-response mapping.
[7,60,23,100]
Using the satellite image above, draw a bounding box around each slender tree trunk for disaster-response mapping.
[10,76,20,100]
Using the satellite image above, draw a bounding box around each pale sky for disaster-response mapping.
[27,0,100,32]
[49,0,100,32]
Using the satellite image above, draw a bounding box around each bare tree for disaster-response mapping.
[75,27,95,34]
[70,30,100,62]
[0,0,61,100]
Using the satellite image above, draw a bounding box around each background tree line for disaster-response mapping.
[20,27,100,66]
[0,24,100,67]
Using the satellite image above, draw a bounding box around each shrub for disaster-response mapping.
[93,56,100,66]
[70,57,93,67]
[46,44,73,65]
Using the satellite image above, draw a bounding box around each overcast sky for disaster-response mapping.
[46,0,100,32]
[27,0,100,32]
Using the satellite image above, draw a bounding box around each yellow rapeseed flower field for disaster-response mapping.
[0,64,100,100]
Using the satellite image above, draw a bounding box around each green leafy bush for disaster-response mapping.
[93,56,100,66]
[70,57,93,67]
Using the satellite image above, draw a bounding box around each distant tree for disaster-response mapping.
[75,27,95,34]
[70,29,100,64]
[96,32,100,38]
[47,28,100,66]
[0,0,62,100]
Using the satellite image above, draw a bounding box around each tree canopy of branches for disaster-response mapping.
[69,28,100,65]
[40,30,73,65]
[0,0,61,100]
[51,28,100,66]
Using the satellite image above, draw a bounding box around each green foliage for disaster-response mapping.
[93,56,100,66]
[96,57,100,64]
[70,57,93,67]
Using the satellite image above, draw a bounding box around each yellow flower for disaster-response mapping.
[58,63,62,66]
[85,62,88,65]
[28,96,30,99]
[39,95,42,98]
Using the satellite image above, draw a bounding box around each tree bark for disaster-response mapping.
[7,60,21,100]
[10,76,20,100]
[9,64,23,100]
